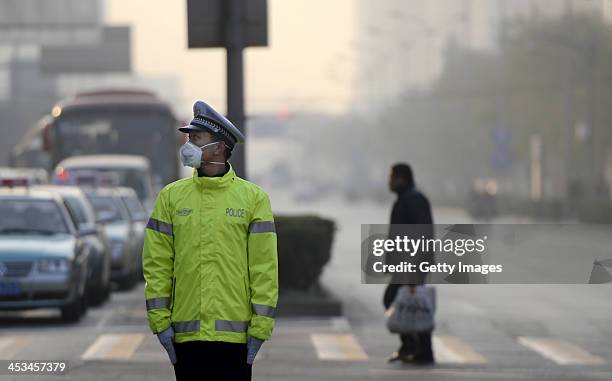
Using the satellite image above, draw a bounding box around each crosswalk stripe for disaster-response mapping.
[518,337,605,365]
[82,334,145,360]
[433,335,487,364]
[369,368,532,379]
[0,337,31,360]
[310,333,368,361]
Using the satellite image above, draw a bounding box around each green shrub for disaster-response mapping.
[477,196,567,219]
[528,199,565,219]
[577,199,612,223]
[274,215,336,290]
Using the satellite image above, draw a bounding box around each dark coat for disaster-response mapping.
[390,187,433,226]
[383,187,434,309]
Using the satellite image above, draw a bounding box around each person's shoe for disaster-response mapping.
[387,351,415,363]
[386,351,402,363]
[402,356,435,366]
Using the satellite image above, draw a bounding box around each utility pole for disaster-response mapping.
[226,0,246,179]
[461,0,472,47]
[187,0,267,180]
[563,0,576,207]
[497,0,507,49]
[585,13,597,196]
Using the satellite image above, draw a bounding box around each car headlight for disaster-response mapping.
[38,258,70,273]
[111,242,124,259]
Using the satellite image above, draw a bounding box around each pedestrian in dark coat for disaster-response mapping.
[383,163,435,365]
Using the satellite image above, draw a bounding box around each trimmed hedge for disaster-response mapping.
[494,196,565,219]
[274,215,336,290]
[577,199,612,223]
[526,199,565,219]
[469,195,612,221]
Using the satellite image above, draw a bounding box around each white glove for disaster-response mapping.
[246,336,264,365]
[157,326,177,365]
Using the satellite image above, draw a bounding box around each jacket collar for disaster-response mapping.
[192,162,236,189]
[397,185,416,198]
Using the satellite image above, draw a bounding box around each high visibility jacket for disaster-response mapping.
[143,163,278,344]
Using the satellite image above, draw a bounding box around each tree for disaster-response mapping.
[382,13,612,199]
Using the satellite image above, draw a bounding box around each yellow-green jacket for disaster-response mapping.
[143,163,278,344]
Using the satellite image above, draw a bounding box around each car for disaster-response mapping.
[32,185,112,306]
[83,187,142,291]
[53,155,157,213]
[114,187,148,281]
[0,167,49,186]
[467,178,499,220]
[0,188,90,322]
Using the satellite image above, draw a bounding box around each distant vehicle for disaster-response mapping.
[0,167,49,186]
[83,187,142,291]
[467,178,499,220]
[11,88,182,188]
[32,185,112,306]
[53,154,156,212]
[115,187,148,281]
[9,116,53,170]
[0,188,90,322]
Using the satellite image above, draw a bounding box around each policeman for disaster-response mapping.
[143,100,279,381]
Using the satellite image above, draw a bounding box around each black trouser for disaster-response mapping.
[173,340,252,381]
[399,331,434,361]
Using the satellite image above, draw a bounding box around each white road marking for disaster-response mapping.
[82,334,144,360]
[433,335,487,364]
[0,337,31,360]
[518,337,605,365]
[310,333,368,361]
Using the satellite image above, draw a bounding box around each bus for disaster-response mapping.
[11,89,182,188]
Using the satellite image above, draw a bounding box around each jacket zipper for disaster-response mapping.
[170,276,176,313]
[244,276,250,300]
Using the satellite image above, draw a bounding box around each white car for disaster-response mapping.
[53,155,156,213]
[0,167,48,186]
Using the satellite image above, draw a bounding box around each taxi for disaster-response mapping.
[0,187,90,322]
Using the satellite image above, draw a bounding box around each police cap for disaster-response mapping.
[179,100,245,148]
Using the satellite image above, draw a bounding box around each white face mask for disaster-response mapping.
[179,141,226,168]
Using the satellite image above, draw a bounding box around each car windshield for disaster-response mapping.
[63,196,91,228]
[87,195,125,223]
[0,199,69,235]
[121,195,148,221]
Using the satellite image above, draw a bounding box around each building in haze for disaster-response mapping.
[353,0,611,112]
[0,0,183,165]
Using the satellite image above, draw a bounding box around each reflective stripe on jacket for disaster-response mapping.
[143,163,278,344]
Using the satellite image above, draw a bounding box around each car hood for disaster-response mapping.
[0,234,76,261]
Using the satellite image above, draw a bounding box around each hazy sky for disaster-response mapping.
[106,0,356,116]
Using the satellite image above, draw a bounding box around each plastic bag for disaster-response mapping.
[385,285,435,334]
